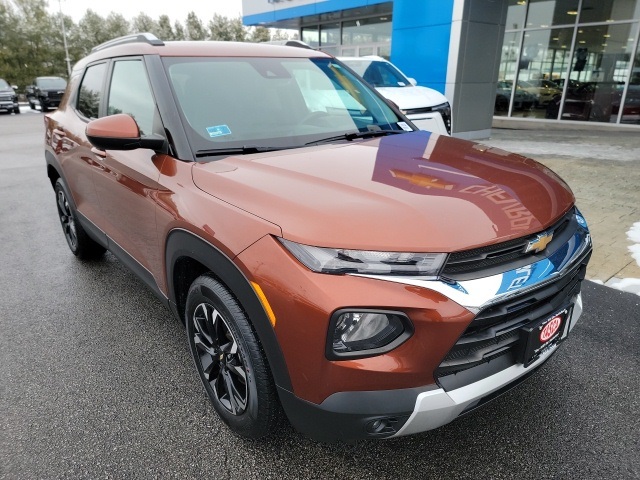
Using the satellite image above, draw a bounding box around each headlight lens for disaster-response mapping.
[432,102,452,134]
[328,310,413,359]
[279,238,446,276]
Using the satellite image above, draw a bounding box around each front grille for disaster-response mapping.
[404,107,433,115]
[442,208,574,280]
[0,95,11,101]
[435,249,590,391]
[48,92,63,100]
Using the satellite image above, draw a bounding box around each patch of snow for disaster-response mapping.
[629,244,640,267]
[589,279,604,285]
[605,278,640,296]
[628,222,640,246]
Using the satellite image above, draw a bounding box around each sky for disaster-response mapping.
[50,0,244,24]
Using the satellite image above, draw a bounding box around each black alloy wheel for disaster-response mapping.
[185,275,282,438]
[192,302,249,415]
[56,185,78,251]
[53,178,105,259]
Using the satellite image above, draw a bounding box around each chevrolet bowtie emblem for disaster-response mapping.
[524,232,553,254]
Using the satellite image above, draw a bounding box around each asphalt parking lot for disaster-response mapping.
[1,112,639,479]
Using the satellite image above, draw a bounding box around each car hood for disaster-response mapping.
[0,87,14,94]
[191,131,574,252]
[376,86,448,109]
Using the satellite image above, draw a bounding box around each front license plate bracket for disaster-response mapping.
[519,307,571,367]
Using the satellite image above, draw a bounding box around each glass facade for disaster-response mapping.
[295,3,393,58]
[497,0,640,125]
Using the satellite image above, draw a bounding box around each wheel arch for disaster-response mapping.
[45,150,62,188]
[165,229,293,392]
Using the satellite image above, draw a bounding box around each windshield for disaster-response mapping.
[0,79,9,89]
[163,56,405,154]
[340,59,411,88]
[37,77,67,89]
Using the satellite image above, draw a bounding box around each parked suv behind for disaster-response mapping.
[339,56,452,135]
[44,34,592,443]
[26,76,67,111]
[0,79,19,114]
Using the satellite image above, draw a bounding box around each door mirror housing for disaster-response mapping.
[408,77,418,86]
[86,114,166,152]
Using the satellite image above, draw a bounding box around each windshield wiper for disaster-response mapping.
[195,145,287,158]
[305,129,406,146]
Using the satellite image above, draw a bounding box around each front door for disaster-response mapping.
[90,58,166,285]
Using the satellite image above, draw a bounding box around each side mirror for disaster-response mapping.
[408,77,418,86]
[11,85,18,90]
[86,114,165,152]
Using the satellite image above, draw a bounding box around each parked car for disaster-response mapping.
[339,56,451,135]
[546,81,616,121]
[518,79,562,107]
[26,76,67,111]
[45,34,592,443]
[612,85,640,123]
[0,79,20,114]
[495,80,536,112]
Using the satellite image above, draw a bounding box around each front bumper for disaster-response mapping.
[394,293,582,437]
[277,291,583,442]
[0,100,18,111]
[238,210,591,442]
[407,113,449,136]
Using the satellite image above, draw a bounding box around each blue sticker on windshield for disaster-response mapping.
[206,125,231,138]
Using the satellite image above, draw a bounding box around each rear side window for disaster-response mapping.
[77,63,106,119]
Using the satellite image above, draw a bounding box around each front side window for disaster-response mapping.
[77,64,106,120]
[107,60,156,136]
[164,56,403,154]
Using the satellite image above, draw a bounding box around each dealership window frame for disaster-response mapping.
[499,0,640,125]
[295,3,393,59]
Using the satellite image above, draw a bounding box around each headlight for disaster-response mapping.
[432,102,452,134]
[40,91,48,98]
[327,309,413,359]
[279,238,446,276]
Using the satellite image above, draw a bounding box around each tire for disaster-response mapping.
[29,99,35,110]
[13,106,20,114]
[185,274,282,439]
[54,178,106,260]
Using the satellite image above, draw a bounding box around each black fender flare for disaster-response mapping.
[165,229,293,391]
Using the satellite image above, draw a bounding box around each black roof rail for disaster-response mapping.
[92,33,164,52]
[285,40,313,50]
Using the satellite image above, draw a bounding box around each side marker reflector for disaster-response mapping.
[250,281,277,327]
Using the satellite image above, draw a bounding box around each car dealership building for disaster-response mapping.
[242,0,640,138]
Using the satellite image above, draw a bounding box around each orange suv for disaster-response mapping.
[44,34,592,442]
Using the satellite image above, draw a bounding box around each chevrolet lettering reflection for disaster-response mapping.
[373,131,541,234]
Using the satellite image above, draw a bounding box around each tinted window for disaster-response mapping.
[77,64,106,120]
[107,60,156,136]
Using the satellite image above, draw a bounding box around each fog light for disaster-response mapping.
[327,309,413,359]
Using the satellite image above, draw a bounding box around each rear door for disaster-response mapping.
[53,63,107,225]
